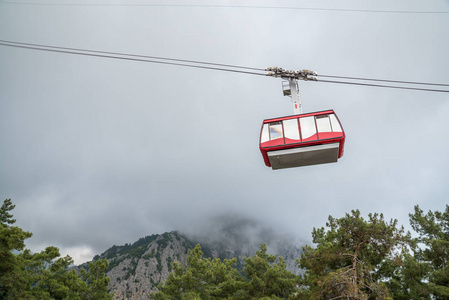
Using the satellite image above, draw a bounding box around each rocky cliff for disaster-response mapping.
[101,232,192,299]
[84,224,303,300]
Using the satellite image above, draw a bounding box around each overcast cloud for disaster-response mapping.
[1,0,449,264]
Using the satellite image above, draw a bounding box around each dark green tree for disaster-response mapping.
[242,243,299,299]
[408,205,449,299]
[298,210,405,299]
[154,243,299,300]
[0,198,33,298]
[384,250,431,300]
[10,247,84,299]
[79,258,112,299]
[0,198,16,225]
[153,244,246,299]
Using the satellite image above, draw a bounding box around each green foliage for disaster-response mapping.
[153,244,246,299]
[0,199,112,300]
[143,252,153,260]
[102,235,159,268]
[385,251,430,300]
[243,243,299,299]
[106,256,125,272]
[157,232,174,249]
[0,199,33,298]
[80,258,112,299]
[153,243,299,300]
[129,258,138,276]
[406,205,449,299]
[298,210,405,299]
[167,256,173,271]
[0,199,16,225]
[120,235,159,259]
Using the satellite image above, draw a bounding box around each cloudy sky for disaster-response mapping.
[1,0,448,264]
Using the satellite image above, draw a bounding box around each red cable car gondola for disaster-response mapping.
[259,109,345,170]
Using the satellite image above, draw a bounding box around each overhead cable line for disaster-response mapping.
[1,40,448,93]
[318,79,449,93]
[319,74,449,87]
[0,1,448,14]
[0,39,264,72]
[0,41,266,77]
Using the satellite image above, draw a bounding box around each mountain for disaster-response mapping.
[81,220,303,299]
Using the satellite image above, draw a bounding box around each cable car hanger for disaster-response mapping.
[259,67,346,170]
[266,67,318,114]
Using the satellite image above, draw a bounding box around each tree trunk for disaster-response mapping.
[352,241,362,298]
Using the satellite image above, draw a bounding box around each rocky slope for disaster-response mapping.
[83,226,303,300]
[87,232,193,299]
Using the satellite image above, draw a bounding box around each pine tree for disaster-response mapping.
[409,205,449,299]
[297,210,405,299]
[153,244,246,299]
[0,198,33,298]
[242,243,299,299]
[154,243,299,300]
[80,258,112,299]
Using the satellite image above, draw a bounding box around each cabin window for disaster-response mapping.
[260,124,270,143]
[300,116,317,140]
[316,115,332,133]
[269,122,283,140]
[283,119,300,141]
[329,114,343,132]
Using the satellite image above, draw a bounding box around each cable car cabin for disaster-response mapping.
[260,110,345,170]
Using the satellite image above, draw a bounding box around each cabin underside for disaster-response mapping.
[267,142,340,170]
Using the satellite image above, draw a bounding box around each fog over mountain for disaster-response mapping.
[182,213,306,259]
